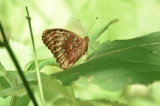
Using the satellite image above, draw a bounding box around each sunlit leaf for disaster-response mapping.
[11,94,30,106]
[0,81,36,97]
[51,32,160,90]
[0,62,6,76]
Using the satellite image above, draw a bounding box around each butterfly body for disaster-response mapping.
[42,28,89,70]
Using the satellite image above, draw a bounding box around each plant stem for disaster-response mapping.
[0,22,38,106]
[25,6,45,106]
[69,86,78,106]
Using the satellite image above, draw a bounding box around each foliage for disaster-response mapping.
[1,0,160,106]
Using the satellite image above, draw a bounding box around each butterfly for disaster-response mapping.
[42,18,118,70]
[42,28,89,70]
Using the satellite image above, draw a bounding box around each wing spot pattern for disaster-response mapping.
[74,37,78,41]
[70,45,73,49]
[42,28,89,70]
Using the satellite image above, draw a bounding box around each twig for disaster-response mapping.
[26,6,45,106]
[0,22,38,105]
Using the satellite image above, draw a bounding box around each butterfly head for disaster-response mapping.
[84,36,89,42]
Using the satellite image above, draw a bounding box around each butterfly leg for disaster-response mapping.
[89,43,95,52]
[86,52,94,61]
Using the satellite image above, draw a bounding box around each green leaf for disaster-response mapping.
[42,77,71,98]
[0,96,11,106]
[0,71,38,97]
[51,32,160,90]
[0,81,36,97]
[0,62,6,76]
[0,63,11,89]
[129,98,158,106]
[24,58,56,71]
[11,94,30,106]
[0,77,10,90]
[0,71,69,97]
[149,82,160,103]
[12,94,30,106]
[74,84,122,101]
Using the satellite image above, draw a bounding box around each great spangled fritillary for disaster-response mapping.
[42,19,118,70]
[42,28,88,70]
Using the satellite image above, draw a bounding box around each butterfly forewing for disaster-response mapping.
[42,28,88,70]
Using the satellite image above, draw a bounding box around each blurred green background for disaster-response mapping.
[1,0,160,106]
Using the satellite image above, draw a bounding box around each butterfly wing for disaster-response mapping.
[42,28,85,70]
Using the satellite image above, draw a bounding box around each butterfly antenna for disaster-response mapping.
[86,17,98,52]
[77,19,95,53]
[86,17,98,36]
[105,19,119,30]
[78,20,85,35]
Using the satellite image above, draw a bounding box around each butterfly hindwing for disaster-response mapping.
[42,28,86,70]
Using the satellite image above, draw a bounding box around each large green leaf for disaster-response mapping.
[51,32,160,90]
[0,62,6,76]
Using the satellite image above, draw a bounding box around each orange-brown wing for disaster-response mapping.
[42,28,85,70]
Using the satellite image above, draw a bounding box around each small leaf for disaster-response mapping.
[0,81,36,97]
[0,63,10,89]
[24,58,56,71]
[12,94,30,106]
[0,96,11,106]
